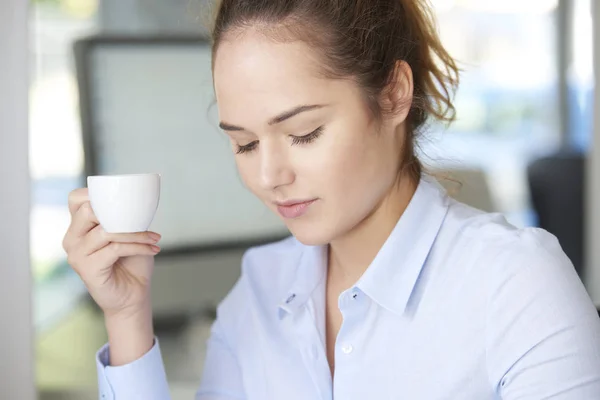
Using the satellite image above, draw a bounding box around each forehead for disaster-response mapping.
[212,30,334,121]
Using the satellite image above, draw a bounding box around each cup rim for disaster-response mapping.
[88,173,160,179]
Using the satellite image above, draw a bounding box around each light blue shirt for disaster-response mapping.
[96,176,600,399]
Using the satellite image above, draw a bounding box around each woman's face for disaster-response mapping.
[213,29,408,246]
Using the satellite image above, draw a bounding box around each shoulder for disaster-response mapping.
[433,198,590,312]
[438,199,568,269]
[443,203,597,322]
[436,200,600,389]
[454,210,600,393]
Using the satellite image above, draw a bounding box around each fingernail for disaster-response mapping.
[148,232,161,241]
[151,245,161,253]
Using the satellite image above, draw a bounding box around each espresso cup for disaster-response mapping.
[87,173,161,233]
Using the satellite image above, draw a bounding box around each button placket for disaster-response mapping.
[335,288,367,361]
[288,298,333,399]
[332,289,367,399]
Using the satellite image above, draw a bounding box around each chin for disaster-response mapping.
[285,220,337,247]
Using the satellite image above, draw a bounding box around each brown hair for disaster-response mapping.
[210,0,459,183]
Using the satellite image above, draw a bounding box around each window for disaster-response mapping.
[428,0,561,226]
[567,0,594,151]
[30,0,98,328]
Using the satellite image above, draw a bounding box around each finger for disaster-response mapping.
[90,242,161,267]
[68,188,89,217]
[69,201,100,238]
[63,202,97,252]
[81,225,161,256]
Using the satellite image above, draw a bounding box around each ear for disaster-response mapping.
[381,60,414,125]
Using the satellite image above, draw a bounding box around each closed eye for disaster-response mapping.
[235,140,258,154]
[291,126,324,145]
[235,126,324,155]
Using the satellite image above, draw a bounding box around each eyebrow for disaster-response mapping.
[219,104,326,132]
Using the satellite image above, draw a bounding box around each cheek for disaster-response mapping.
[235,157,262,196]
[315,135,378,192]
[312,131,397,215]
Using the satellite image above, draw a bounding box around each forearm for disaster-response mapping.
[104,301,155,366]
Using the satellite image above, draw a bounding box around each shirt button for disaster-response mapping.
[341,344,353,354]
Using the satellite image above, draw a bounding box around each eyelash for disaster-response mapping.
[235,126,324,155]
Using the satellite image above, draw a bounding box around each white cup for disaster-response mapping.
[87,173,161,233]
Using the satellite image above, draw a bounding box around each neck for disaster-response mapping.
[327,174,418,288]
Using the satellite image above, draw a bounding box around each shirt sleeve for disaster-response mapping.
[486,228,600,399]
[96,251,253,400]
[96,337,171,400]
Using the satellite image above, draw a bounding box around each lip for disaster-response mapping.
[275,199,317,219]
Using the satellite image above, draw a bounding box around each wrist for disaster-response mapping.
[104,302,154,366]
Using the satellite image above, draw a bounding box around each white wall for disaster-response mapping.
[588,1,600,305]
[0,0,36,398]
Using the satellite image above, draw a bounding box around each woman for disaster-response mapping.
[62,0,600,399]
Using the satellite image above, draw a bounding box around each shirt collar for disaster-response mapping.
[277,174,449,318]
[278,243,327,318]
[356,175,449,315]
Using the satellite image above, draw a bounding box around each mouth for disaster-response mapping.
[274,199,318,219]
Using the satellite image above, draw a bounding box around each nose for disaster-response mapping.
[258,140,295,190]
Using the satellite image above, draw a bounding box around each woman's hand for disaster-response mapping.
[62,187,161,365]
[62,188,161,318]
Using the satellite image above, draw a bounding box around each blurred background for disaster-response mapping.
[13,0,598,398]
